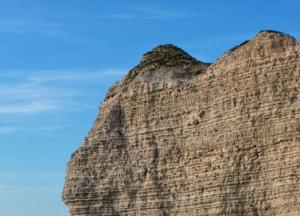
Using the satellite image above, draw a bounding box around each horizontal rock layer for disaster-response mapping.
[63,31,300,216]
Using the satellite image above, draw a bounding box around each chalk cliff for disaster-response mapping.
[63,31,300,216]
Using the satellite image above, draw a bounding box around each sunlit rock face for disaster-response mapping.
[63,31,300,216]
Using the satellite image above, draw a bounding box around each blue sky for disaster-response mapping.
[0,0,299,215]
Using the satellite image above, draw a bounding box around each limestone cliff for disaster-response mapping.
[63,30,300,216]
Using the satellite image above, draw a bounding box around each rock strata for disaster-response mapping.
[63,31,300,216]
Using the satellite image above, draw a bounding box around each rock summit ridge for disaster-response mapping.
[140,44,203,67]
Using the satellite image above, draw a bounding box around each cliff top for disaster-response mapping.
[118,44,211,89]
[134,30,297,76]
[105,30,298,100]
[140,44,203,67]
[227,30,297,53]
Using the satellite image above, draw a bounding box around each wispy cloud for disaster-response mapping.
[25,68,125,83]
[99,7,186,20]
[0,184,60,195]
[0,126,18,134]
[0,170,64,180]
[0,81,79,100]
[0,101,59,114]
[0,20,68,38]
[0,68,126,106]
[136,8,185,19]
[0,170,64,194]
[0,68,126,133]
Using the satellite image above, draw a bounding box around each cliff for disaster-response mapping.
[62,30,300,216]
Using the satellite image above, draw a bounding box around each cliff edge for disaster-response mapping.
[63,30,300,216]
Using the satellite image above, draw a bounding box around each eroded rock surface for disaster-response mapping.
[63,31,300,216]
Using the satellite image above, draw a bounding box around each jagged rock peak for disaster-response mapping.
[258,30,296,39]
[139,44,208,68]
[220,30,298,63]
[121,44,210,85]
[104,45,211,100]
[252,30,297,45]
[228,30,296,53]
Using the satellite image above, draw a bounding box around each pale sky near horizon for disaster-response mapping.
[0,0,299,215]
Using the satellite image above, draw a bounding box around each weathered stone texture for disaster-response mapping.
[63,31,300,216]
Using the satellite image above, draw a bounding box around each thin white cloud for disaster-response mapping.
[0,126,18,134]
[25,68,126,83]
[0,20,68,38]
[0,184,60,195]
[98,7,186,20]
[136,8,184,19]
[99,13,139,19]
[0,83,79,101]
[0,20,26,34]
[0,101,59,114]
[0,170,64,179]
[0,171,64,194]
[0,68,126,133]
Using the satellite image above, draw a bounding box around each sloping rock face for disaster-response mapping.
[63,31,300,216]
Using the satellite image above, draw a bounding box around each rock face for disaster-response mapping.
[63,31,300,216]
